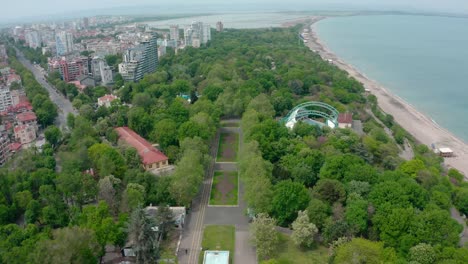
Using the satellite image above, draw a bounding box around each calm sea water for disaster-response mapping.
[146,13,311,29]
[316,15,468,142]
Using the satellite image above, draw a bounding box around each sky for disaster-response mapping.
[3,0,468,24]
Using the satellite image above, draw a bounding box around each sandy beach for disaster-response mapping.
[304,16,468,177]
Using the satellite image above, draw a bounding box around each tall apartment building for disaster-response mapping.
[83,17,89,29]
[184,22,211,48]
[118,35,158,82]
[25,30,42,49]
[0,134,10,165]
[55,31,74,55]
[216,21,224,32]
[170,25,179,41]
[0,87,13,112]
[48,57,89,82]
[0,45,7,59]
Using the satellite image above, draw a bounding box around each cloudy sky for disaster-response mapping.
[3,0,468,23]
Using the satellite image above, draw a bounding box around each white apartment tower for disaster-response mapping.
[25,31,41,49]
[0,87,13,112]
[170,25,179,41]
[184,22,211,48]
[56,31,74,55]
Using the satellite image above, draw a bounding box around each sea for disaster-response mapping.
[315,15,468,142]
[146,13,468,142]
[145,13,311,29]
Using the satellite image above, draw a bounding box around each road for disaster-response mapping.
[14,47,77,129]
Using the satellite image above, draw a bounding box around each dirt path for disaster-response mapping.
[450,207,468,247]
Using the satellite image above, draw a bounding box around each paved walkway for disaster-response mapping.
[178,121,257,264]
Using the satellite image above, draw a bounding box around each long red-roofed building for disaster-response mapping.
[115,127,169,172]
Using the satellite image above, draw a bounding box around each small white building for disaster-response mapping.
[203,251,229,264]
[97,94,118,107]
[438,147,454,157]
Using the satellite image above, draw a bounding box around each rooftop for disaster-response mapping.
[16,111,37,123]
[203,251,229,264]
[146,206,186,225]
[98,94,118,103]
[115,127,168,165]
[338,112,353,124]
[439,147,453,153]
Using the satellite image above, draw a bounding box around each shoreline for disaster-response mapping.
[306,16,468,177]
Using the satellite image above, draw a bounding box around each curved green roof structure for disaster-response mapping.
[281,101,339,129]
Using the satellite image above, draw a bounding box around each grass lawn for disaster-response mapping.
[273,233,329,264]
[199,225,235,264]
[216,132,239,162]
[209,171,238,206]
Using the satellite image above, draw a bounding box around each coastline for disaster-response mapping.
[307,16,468,177]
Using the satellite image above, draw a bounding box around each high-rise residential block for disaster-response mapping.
[25,30,41,49]
[55,31,74,55]
[118,35,158,82]
[170,25,179,41]
[216,21,224,32]
[184,22,211,48]
[0,87,12,112]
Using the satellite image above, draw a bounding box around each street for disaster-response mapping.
[13,47,77,129]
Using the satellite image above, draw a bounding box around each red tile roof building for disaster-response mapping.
[338,113,353,129]
[16,111,37,125]
[115,127,169,171]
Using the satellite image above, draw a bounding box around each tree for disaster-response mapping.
[306,198,331,230]
[250,213,279,261]
[127,207,159,264]
[291,210,318,248]
[334,238,396,264]
[30,227,100,264]
[67,113,75,128]
[372,206,417,254]
[151,119,178,149]
[78,202,125,254]
[319,154,365,181]
[44,125,62,147]
[154,205,173,240]
[409,243,436,264]
[88,143,126,177]
[128,107,153,138]
[399,159,426,178]
[345,196,369,234]
[121,183,145,213]
[247,93,275,117]
[369,181,410,210]
[454,188,468,215]
[312,179,346,205]
[269,180,310,226]
[202,84,223,101]
[98,176,122,215]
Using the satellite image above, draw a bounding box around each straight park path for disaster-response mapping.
[177,121,257,264]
